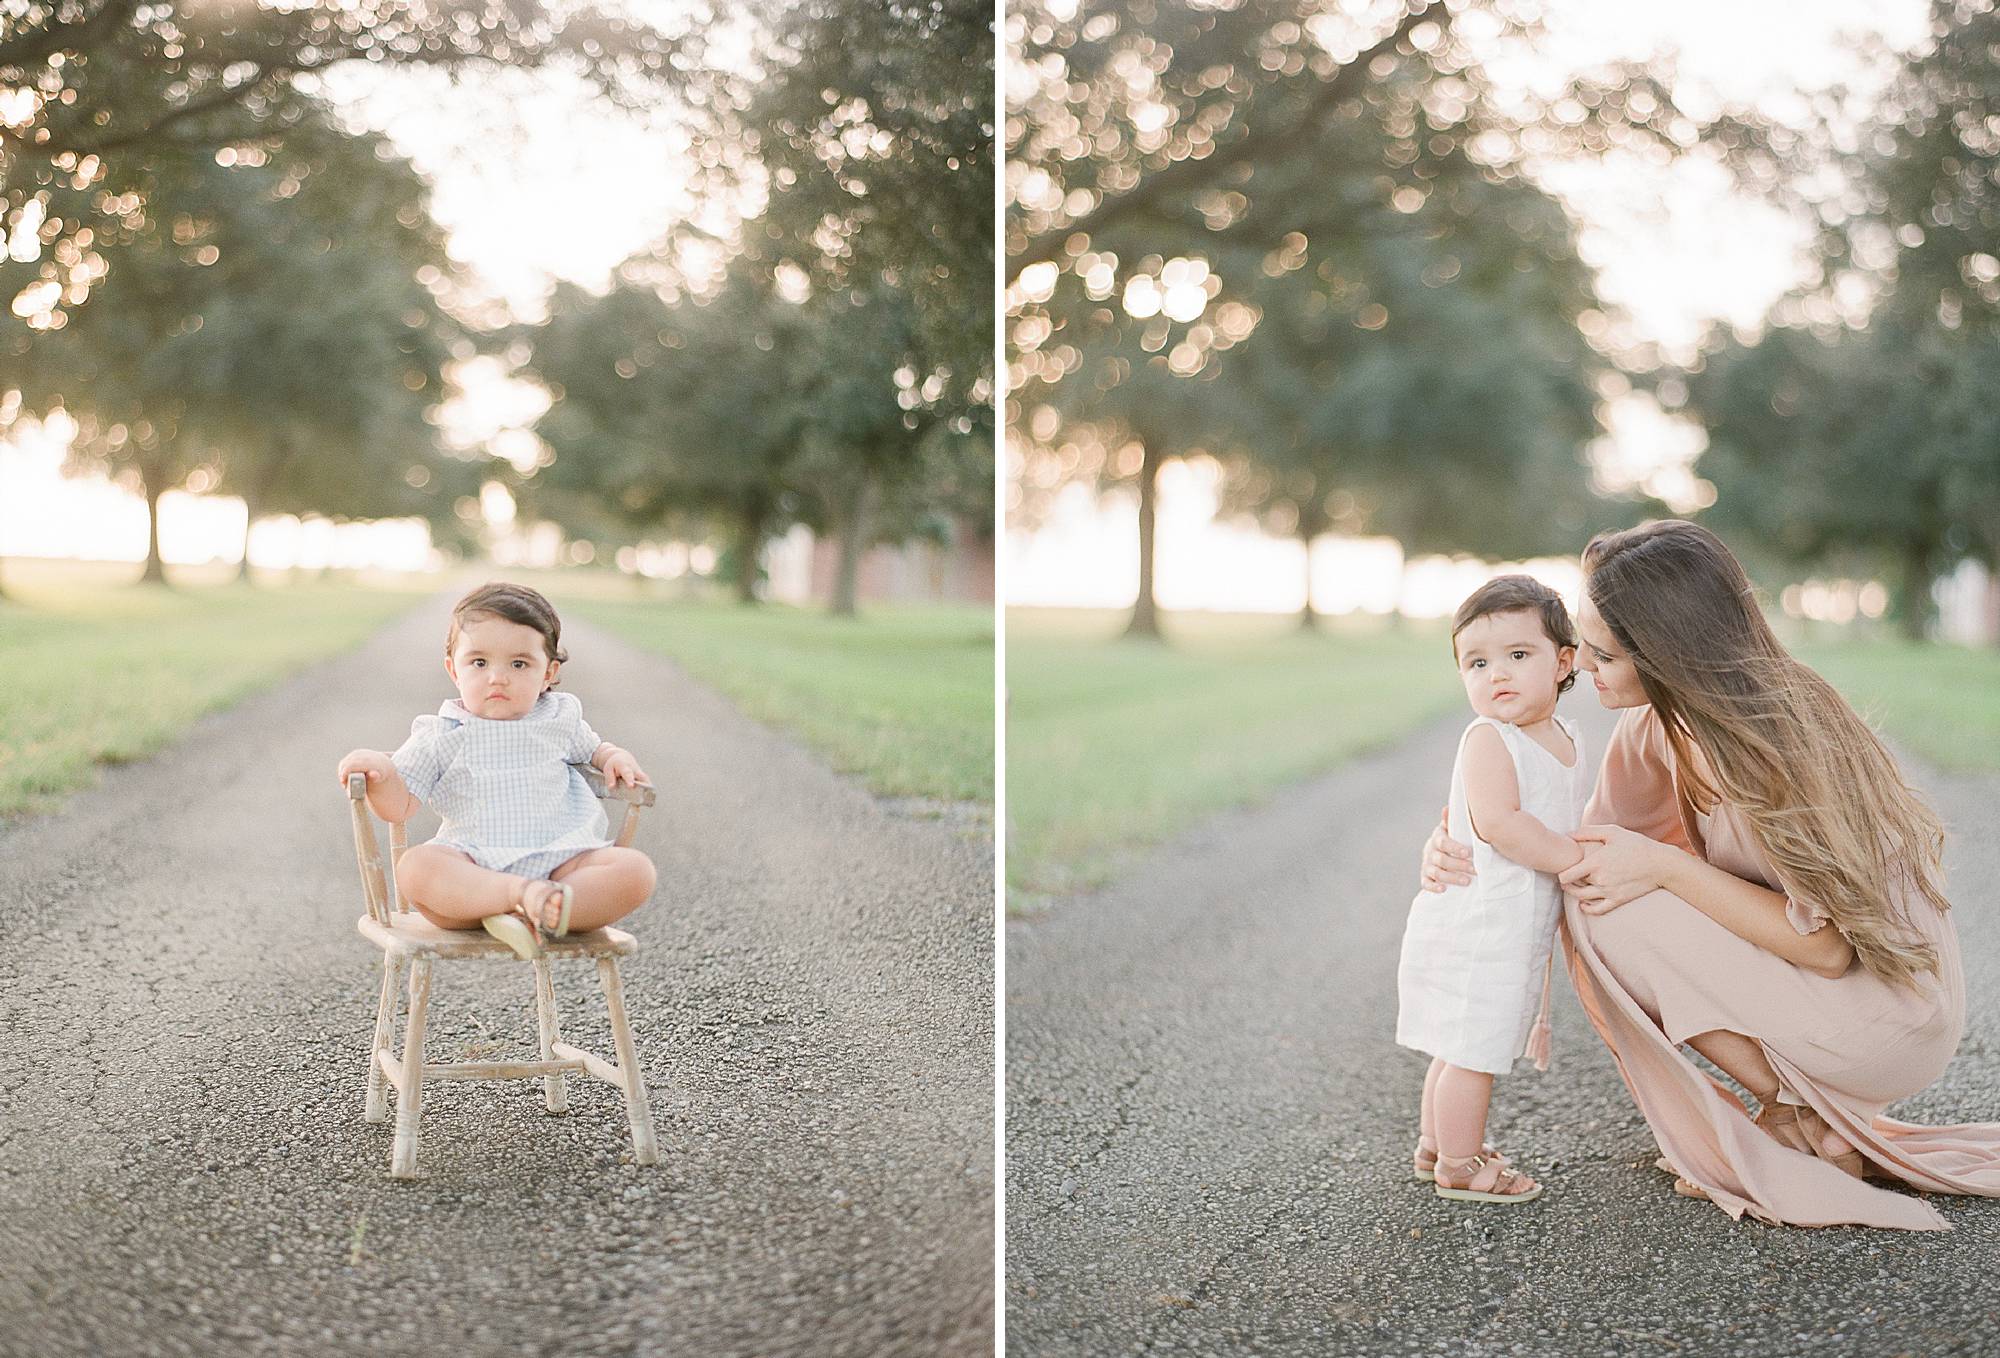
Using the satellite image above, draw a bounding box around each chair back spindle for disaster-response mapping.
[347,773,392,927]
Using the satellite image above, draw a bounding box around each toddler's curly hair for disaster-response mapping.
[1450,574,1577,694]
[447,582,568,679]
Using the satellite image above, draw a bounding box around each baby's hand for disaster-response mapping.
[600,746,648,789]
[337,749,393,789]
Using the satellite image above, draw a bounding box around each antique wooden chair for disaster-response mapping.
[346,769,661,1179]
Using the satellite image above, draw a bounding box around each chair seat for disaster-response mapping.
[357,912,637,960]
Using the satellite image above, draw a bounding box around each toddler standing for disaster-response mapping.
[337,582,657,958]
[1396,575,1589,1204]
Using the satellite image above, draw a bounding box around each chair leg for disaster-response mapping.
[391,957,433,1179]
[531,956,568,1114]
[596,955,659,1165]
[364,953,404,1123]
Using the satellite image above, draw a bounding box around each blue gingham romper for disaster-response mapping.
[390,690,613,880]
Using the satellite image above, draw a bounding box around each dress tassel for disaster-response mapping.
[1527,952,1556,1072]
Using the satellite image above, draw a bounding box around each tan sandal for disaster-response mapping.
[1434,1151,1542,1205]
[522,878,574,938]
[481,911,542,960]
[1413,1136,1504,1183]
[480,879,573,960]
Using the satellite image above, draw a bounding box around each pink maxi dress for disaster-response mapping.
[1563,706,2000,1229]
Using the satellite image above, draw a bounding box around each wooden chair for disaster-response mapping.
[346,768,662,1179]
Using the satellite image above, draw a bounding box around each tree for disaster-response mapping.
[1006,0,1763,634]
[790,284,993,616]
[1682,1,2000,638]
[678,0,994,422]
[1212,178,1603,627]
[524,274,814,604]
[2,1,681,325]
[2,108,462,582]
[1016,320,1244,638]
[1690,320,1999,639]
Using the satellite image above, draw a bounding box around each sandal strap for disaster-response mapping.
[1438,1152,1534,1196]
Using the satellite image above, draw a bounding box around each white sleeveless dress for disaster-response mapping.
[1396,715,1589,1075]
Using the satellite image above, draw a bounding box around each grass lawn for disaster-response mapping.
[1796,636,2000,774]
[1006,607,1464,904]
[567,591,995,808]
[0,559,423,815]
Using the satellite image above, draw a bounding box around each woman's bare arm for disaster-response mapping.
[1563,825,1855,979]
[1657,852,1854,979]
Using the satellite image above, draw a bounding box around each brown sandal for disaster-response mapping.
[1413,1136,1504,1183]
[1434,1151,1543,1205]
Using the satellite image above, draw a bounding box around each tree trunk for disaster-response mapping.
[734,505,764,605]
[237,489,257,584]
[1295,505,1329,632]
[139,458,169,586]
[830,471,878,619]
[1124,439,1164,639]
[1896,542,1932,642]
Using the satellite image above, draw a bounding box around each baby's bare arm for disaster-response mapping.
[1461,726,1584,876]
[336,749,419,823]
[591,740,650,789]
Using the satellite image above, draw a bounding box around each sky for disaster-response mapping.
[1005,0,1937,617]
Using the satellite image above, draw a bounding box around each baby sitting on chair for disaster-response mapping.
[336,582,657,958]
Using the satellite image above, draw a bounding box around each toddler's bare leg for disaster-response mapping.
[548,847,658,932]
[397,845,521,928]
[1432,1063,1494,1161]
[1419,1056,1446,1145]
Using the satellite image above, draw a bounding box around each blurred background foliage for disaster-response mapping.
[1005,0,2000,642]
[1,0,994,616]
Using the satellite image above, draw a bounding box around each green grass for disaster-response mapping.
[0,560,422,815]
[1005,607,1465,904]
[569,593,995,807]
[1796,637,2000,773]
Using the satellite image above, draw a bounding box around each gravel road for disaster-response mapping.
[1006,693,2000,1357]
[0,594,994,1358]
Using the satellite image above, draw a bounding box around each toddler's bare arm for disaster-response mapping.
[336,749,419,823]
[1460,725,1583,876]
[591,741,650,789]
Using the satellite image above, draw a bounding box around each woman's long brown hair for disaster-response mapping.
[1583,520,1949,988]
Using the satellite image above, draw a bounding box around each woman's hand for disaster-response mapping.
[1419,807,1474,893]
[337,749,392,789]
[1559,824,1684,914]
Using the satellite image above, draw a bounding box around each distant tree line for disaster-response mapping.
[0,0,993,614]
[1007,0,1998,642]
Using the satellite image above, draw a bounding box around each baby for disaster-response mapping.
[336,582,657,958]
[1395,575,1590,1205]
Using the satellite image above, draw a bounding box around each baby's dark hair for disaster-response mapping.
[447,582,568,678]
[1451,574,1577,694]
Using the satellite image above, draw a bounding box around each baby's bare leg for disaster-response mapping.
[1432,1063,1495,1161]
[548,847,658,932]
[1419,1056,1446,1144]
[397,845,521,929]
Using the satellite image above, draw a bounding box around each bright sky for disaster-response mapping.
[1007,0,1935,616]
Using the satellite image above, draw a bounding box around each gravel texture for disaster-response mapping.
[1006,693,2000,1357]
[0,594,995,1358]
